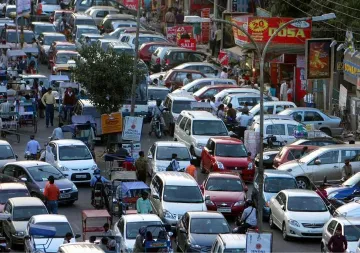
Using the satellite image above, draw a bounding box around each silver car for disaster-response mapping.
[84,6,119,26]
[278,107,343,137]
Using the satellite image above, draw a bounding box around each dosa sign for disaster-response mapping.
[178,39,196,51]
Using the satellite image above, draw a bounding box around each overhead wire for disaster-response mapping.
[310,0,360,22]
[320,0,360,13]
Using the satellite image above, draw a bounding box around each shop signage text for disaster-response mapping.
[344,62,360,75]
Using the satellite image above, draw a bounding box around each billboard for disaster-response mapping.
[306,39,332,80]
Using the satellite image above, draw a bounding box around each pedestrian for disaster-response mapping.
[183,73,193,85]
[214,25,221,57]
[41,87,56,127]
[300,146,308,158]
[63,87,77,121]
[175,9,184,24]
[279,79,289,101]
[193,22,201,42]
[39,145,55,165]
[140,13,147,24]
[0,95,11,114]
[342,159,353,181]
[226,103,236,121]
[167,153,180,171]
[236,111,252,139]
[304,91,315,107]
[268,83,276,97]
[209,97,217,114]
[135,151,147,183]
[241,102,249,114]
[25,135,40,160]
[63,232,73,244]
[51,122,64,140]
[185,159,197,180]
[158,75,164,86]
[164,7,175,28]
[103,223,113,236]
[44,175,60,214]
[216,104,225,119]
[18,56,27,74]
[133,227,146,253]
[6,83,16,102]
[220,67,228,79]
[327,225,347,253]
[136,191,152,214]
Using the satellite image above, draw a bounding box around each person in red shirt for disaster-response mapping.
[328,225,347,253]
[44,175,60,214]
[62,87,77,122]
[185,159,197,180]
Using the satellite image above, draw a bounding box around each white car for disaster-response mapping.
[173,62,221,78]
[269,189,331,240]
[48,139,98,183]
[0,140,16,167]
[222,93,273,110]
[214,88,260,102]
[119,33,168,48]
[321,217,360,253]
[334,200,360,218]
[24,214,79,253]
[249,101,297,119]
[172,78,237,94]
[113,214,163,253]
[147,141,192,176]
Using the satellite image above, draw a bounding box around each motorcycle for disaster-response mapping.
[152,115,163,139]
[92,182,105,209]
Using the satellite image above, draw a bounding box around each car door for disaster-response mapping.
[202,139,214,171]
[149,176,161,215]
[265,124,286,145]
[2,202,12,238]
[303,111,325,130]
[178,117,189,146]
[177,213,189,251]
[13,166,39,196]
[323,220,337,249]
[270,192,284,228]
[340,149,360,174]
[148,144,156,175]
[307,150,340,183]
[285,124,297,144]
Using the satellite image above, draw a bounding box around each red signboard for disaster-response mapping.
[122,0,138,10]
[178,39,197,51]
[231,15,252,46]
[176,26,193,43]
[201,8,210,44]
[247,17,312,44]
[218,50,229,66]
[295,67,307,104]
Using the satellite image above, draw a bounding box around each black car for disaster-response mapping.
[255,150,279,169]
[176,211,230,252]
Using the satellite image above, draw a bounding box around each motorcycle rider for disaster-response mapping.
[235,199,257,233]
[90,169,110,206]
[149,99,166,136]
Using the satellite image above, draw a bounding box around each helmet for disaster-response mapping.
[245,199,253,208]
[139,226,146,236]
[93,168,101,175]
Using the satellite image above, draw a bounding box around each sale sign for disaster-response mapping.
[176,26,193,42]
[178,39,197,51]
[218,50,229,66]
[123,0,138,10]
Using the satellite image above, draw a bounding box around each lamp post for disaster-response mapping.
[187,12,336,232]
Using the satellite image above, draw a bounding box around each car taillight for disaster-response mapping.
[37,3,42,14]
[156,58,160,64]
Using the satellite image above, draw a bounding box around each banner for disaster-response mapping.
[295,67,307,104]
[123,0,138,10]
[247,17,312,44]
[166,26,177,43]
[306,39,332,79]
[201,8,210,44]
[246,232,272,253]
[122,116,143,141]
[231,14,251,46]
[101,113,123,135]
[218,50,229,66]
[17,0,31,17]
[178,39,196,51]
[176,26,193,43]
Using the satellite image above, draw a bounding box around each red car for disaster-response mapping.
[193,84,237,101]
[273,145,318,169]
[200,137,255,181]
[138,41,175,64]
[200,172,248,216]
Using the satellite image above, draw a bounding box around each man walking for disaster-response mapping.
[279,79,289,101]
[135,151,147,183]
[51,122,64,140]
[63,87,77,121]
[41,88,56,127]
[25,135,41,160]
[185,159,197,180]
[44,175,60,214]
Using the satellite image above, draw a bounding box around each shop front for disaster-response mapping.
[343,52,360,96]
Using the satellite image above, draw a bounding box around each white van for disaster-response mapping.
[211,234,246,253]
[163,93,196,122]
[0,140,16,168]
[149,172,207,228]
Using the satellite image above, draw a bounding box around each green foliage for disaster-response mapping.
[72,44,140,114]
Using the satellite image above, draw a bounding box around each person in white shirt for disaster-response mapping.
[279,79,289,101]
[183,73,193,86]
[236,111,252,139]
[63,232,73,244]
[220,67,228,78]
[209,97,217,115]
[140,13,147,24]
[236,199,257,233]
[304,91,315,107]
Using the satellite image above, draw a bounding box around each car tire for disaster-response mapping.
[296,177,309,189]
[320,128,332,137]
[269,214,275,229]
[282,223,289,241]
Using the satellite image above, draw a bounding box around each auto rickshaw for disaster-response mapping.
[81,209,112,240]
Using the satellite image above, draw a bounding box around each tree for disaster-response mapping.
[72,44,143,114]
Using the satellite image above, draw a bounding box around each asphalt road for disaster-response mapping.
[7,64,320,252]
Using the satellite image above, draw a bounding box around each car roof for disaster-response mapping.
[55,10,73,13]
[156,172,197,186]
[123,214,162,222]
[208,172,241,179]
[155,141,188,148]
[87,6,117,10]
[59,243,104,253]
[56,50,78,55]
[97,38,117,42]
[261,119,299,125]
[228,92,260,98]
[32,22,55,26]
[282,107,321,112]
[166,93,196,101]
[188,78,235,83]
[75,24,98,28]
[32,214,68,223]
[0,183,27,190]
[181,110,219,120]
[201,84,236,90]
[187,211,225,219]
[51,139,87,146]
[210,137,242,144]
[264,170,296,178]
[282,145,318,150]
[105,14,134,19]
[9,197,44,206]
[148,86,169,91]
[316,144,360,150]
[8,29,32,33]
[175,62,218,68]
[73,13,93,19]
[331,217,360,226]
[81,33,102,38]
[5,161,50,168]
[42,32,65,37]
[282,189,319,197]
[167,47,204,53]
[141,41,174,46]
[0,140,10,145]
[168,69,204,74]
[218,234,246,248]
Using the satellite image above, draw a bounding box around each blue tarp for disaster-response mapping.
[122,181,149,194]
[29,224,56,237]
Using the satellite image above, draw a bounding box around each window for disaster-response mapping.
[3,166,15,177]
[287,124,297,136]
[188,53,205,61]
[200,88,219,98]
[341,150,360,162]
[327,220,338,234]
[287,149,303,160]
[275,193,283,205]
[174,72,187,83]
[96,11,108,17]
[184,214,189,229]
[237,97,259,107]
[14,167,29,180]
[192,73,204,79]
[199,66,215,74]
[311,151,339,165]
[80,0,91,6]
[0,145,15,160]
[151,176,161,194]
[4,203,12,214]
[179,117,188,130]
[264,106,274,114]
[176,115,183,125]
[266,124,285,135]
[120,36,129,42]
[172,52,185,61]
[184,119,191,133]
[304,111,324,121]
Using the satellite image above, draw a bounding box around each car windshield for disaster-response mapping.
[163,186,203,203]
[13,206,47,221]
[342,173,360,187]
[205,178,243,192]
[156,146,190,161]
[34,222,71,238]
[78,28,99,37]
[148,89,169,100]
[126,221,162,239]
[113,48,135,56]
[59,145,92,161]
[298,148,325,163]
[287,196,327,212]
[27,165,64,181]
[264,178,298,193]
[344,225,360,241]
[215,143,247,157]
[0,190,29,204]
[56,53,78,64]
[190,218,230,234]
[192,120,228,136]
[56,44,76,51]
[172,101,192,114]
[0,145,15,160]
[7,32,34,43]
[44,35,66,45]
[35,25,56,35]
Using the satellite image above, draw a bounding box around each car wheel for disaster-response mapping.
[269,214,275,229]
[296,177,309,189]
[282,223,289,241]
[320,128,332,137]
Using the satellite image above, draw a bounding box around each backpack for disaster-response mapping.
[166,161,174,171]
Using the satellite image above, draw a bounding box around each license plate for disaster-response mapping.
[60,193,70,199]
[217,207,231,213]
[75,175,87,179]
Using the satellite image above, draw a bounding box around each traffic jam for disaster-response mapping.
[0,0,357,252]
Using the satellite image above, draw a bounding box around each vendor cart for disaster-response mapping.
[81,209,112,240]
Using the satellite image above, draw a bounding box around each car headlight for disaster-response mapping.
[91,164,98,170]
[14,231,24,236]
[288,219,300,227]
[234,200,245,206]
[164,209,175,219]
[263,155,270,160]
[59,165,69,171]
[216,161,224,169]
[196,143,204,149]
[71,184,78,191]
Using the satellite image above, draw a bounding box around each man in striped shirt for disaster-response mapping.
[0,95,12,120]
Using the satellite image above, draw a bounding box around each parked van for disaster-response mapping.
[211,234,246,253]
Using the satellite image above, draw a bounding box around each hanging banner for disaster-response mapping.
[101,112,123,135]
[306,38,332,79]
[295,67,307,104]
[123,0,138,10]
[246,232,273,253]
[218,50,229,66]
[178,38,196,51]
[122,116,143,141]
[201,8,210,44]
[17,0,31,17]
[231,14,251,46]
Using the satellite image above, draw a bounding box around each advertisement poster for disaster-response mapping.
[218,50,229,66]
[230,14,252,46]
[17,0,31,16]
[201,8,210,44]
[306,39,332,79]
[246,232,272,253]
[178,39,196,51]
[166,26,177,43]
[123,142,141,159]
[247,17,312,44]
[122,0,138,10]
[101,112,122,135]
[176,26,193,42]
[122,116,143,142]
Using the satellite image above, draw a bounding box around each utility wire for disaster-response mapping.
[320,0,360,13]
[310,0,360,22]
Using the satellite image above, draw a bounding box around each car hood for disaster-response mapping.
[192,136,216,146]
[34,238,75,253]
[189,233,219,247]
[36,178,74,190]
[13,221,28,232]
[204,190,246,203]
[287,211,330,223]
[214,156,248,166]
[57,159,96,170]
[335,202,360,216]
[163,202,206,217]
[277,160,301,174]
[154,160,191,172]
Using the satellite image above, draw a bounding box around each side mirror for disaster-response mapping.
[179,228,187,234]
[281,205,285,211]
[75,234,81,239]
[314,159,321,165]
[185,130,190,135]
[147,154,153,159]
[152,193,159,200]
[20,177,27,182]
